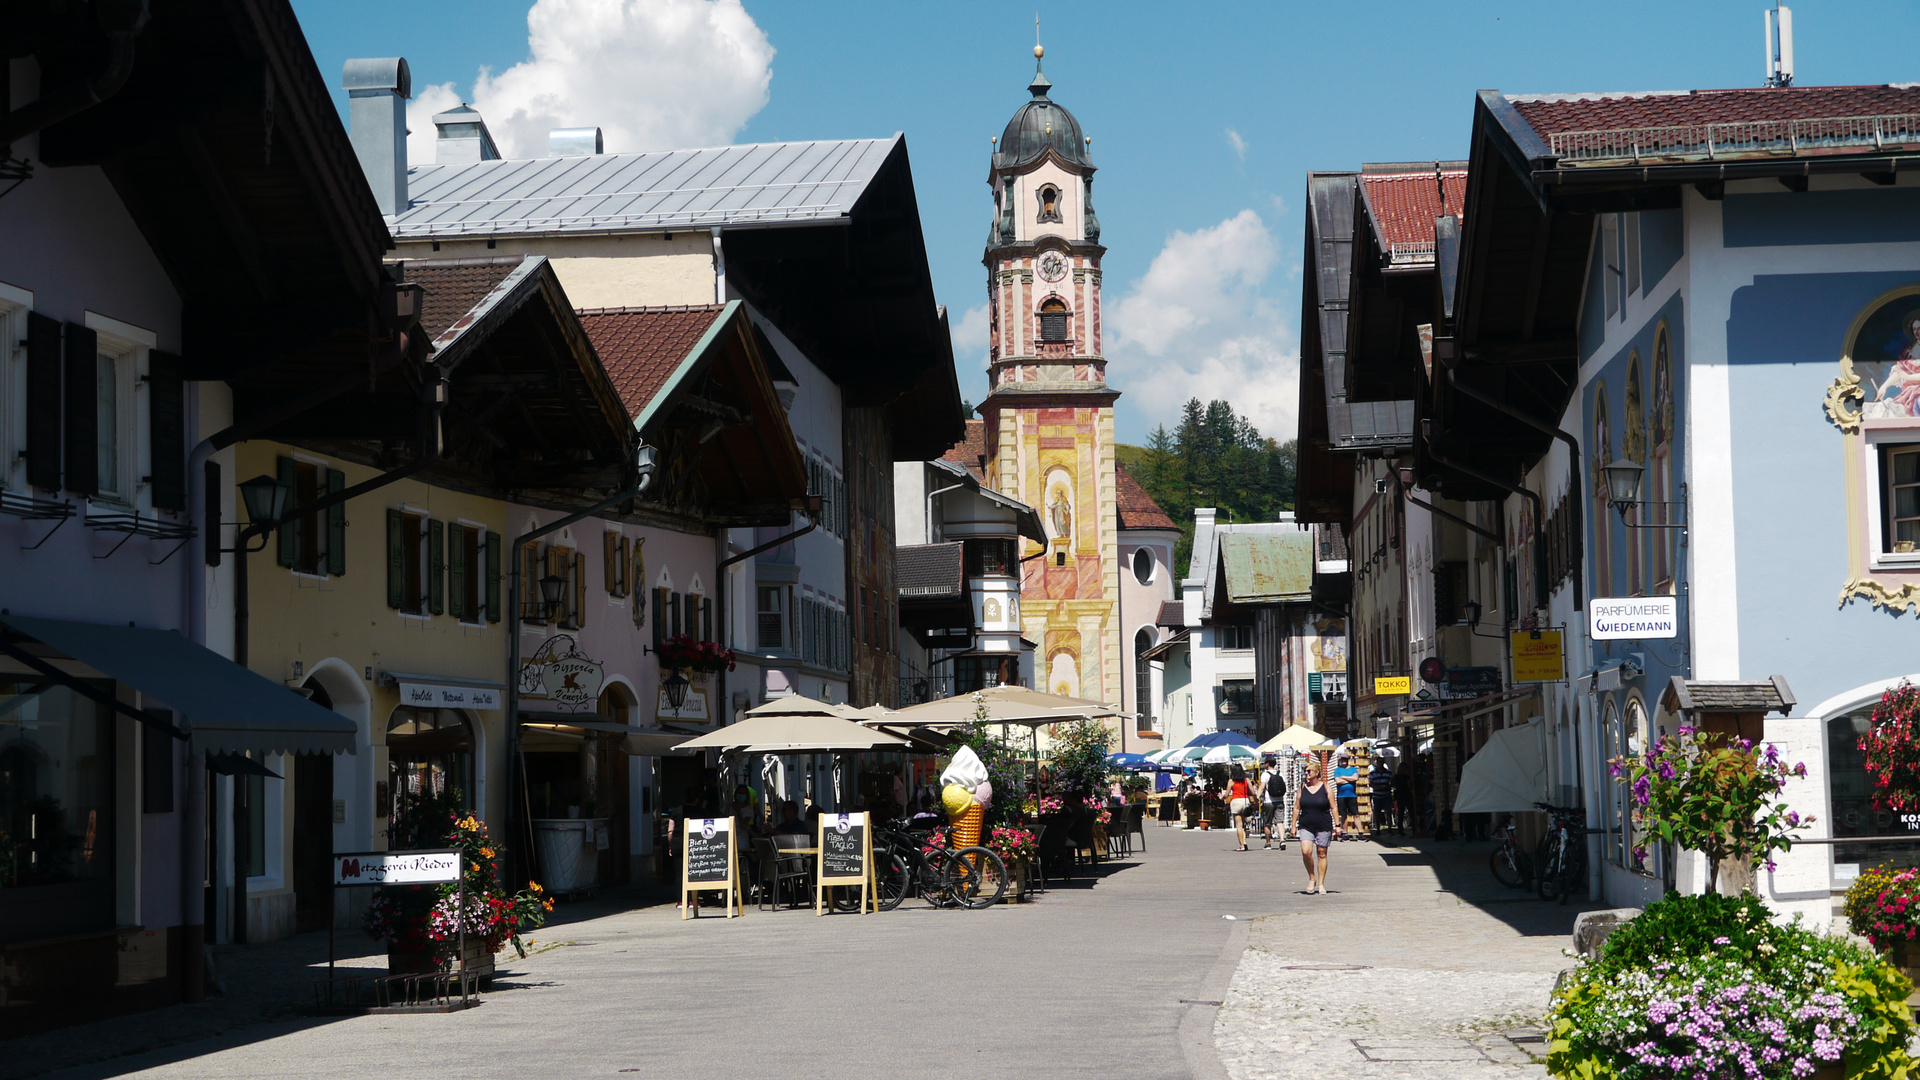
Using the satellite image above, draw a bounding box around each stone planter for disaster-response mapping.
[1004,858,1032,903]
[452,937,496,982]
[387,938,495,982]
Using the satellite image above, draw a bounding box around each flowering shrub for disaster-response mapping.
[1077,794,1112,826]
[985,826,1038,864]
[1845,867,1920,952]
[1549,892,1914,1080]
[1021,795,1064,816]
[1609,726,1810,893]
[919,825,954,854]
[1859,682,1920,812]
[656,634,736,675]
[365,810,551,961]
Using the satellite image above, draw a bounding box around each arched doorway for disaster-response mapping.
[292,680,336,932]
[598,683,638,884]
[385,706,474,848]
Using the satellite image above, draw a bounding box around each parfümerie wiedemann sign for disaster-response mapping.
[333,849,462,886]
[1588,596,1679,641]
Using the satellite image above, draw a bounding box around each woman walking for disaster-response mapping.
[1289,761,1339,893]
[1227,765,1256,850]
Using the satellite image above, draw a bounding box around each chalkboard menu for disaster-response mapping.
[820,814,866,881]
[680,816,740,919]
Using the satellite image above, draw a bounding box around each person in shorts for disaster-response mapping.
[1259,759,1286,849]
[1288,760,1338,893]
[1332,755,1361,838]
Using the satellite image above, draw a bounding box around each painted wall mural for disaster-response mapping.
[1830,285,1920,613]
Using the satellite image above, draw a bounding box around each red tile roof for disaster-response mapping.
[1116,461,1177,531]
[576,305,726,419]
[1509,84,1920,140]
[941,419,989,481]
[1360,166,1467,251]
[402,259,521,339]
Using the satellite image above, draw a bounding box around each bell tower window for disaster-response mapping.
[1039,298,1070,343]
[1037,184,1062,224]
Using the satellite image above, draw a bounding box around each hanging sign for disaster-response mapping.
[520,634,605,711]
[680,817,741,919]
[1589,596,1678,641]
[816,811,873,915]
[1511,630,1566,682]
[333,849,462,886]
[1373,676,1411,696]
[1444,666,1503,700]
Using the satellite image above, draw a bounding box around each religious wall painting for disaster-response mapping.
[1045,628,1082,700]
[1591,380,1615,599]
[1309,616,1346,672]
[1650,323,1676,592]
[1044,467,1074,546]
[1624,351,1646,595]
[1832,286,1920,613]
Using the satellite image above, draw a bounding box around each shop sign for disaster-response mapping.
[398,681,501,711]
[1444,666,1503,700]
[1510,630,1566,683]
[1373,675,1411,696]
[1589,596,1678,641]
[659,684,710,721]
[333,849,461,886]
[519,634,605,711]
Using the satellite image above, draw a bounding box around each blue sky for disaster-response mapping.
[292,0,1920,446]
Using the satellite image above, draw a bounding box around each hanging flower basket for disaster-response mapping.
[1860,682,1920,812]
[656,634,736,676]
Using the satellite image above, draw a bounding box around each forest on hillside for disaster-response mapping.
[1119,398,1297,573]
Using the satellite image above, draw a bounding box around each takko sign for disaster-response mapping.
[1589,596,1679,641]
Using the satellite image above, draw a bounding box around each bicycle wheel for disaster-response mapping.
[1556,846,1588,905]
[1489,844,1527,889]
[1536,835,1563,902]
[875,852,910,912]
[953,846,1008,909]
[920,849,960,908]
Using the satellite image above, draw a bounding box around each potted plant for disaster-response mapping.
[1611,726,1809,895]
[1845,867,1920,991]
[1180,790,1203,828]
[985,825,1039,901]
[366,801,551,980]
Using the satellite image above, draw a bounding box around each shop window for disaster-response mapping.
[0,682,115,939]
[386,707,474,829]
[965,538,1013,577]
[275,457,346,577]
[1039,298,1069,343]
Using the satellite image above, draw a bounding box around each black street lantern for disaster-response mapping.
[1601,458,1646,514]
[1463,599,1482,629]
[238,474,292,529]
[663,671,690,711]
[537,572,569,620]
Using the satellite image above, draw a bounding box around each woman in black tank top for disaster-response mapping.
[1289,760,1340,894]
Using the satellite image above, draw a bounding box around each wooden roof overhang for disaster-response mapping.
[1293,172,1361,526]
[1417,93,1591,504]
[1346,183,1443,406]
[636,305,808,527]
[30,0,415,429]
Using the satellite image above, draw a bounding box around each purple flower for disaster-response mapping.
[1786,811,1800,826]
[1794,762,1808,777]
[1713,936,1731,945]
[1609,761,1622,777]
[1765,859,1778,872]
[1658,761,1676,781]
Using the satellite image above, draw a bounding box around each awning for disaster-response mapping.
[517,713,694,756]
[1395,687,1539,727]
[0,615,357,755]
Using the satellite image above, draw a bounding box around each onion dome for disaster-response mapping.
[996,46,1093,171]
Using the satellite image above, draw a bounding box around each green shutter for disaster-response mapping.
[326,469,346,576]
[276,456,298,567]
[651,589,665,648]
[428,519,445,615]
[485,531,502,623]
[448,525,468,621]
[386,508,405,609]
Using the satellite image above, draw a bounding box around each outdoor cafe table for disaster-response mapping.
[770,834,818,906]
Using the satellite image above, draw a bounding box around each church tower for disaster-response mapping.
[980,44,1122,704]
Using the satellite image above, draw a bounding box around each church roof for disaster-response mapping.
[1115,462,1177,531]
[995,54,1093,172]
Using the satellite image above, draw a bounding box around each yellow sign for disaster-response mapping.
[1373,676,1411,696]
[1511,630,1566,682]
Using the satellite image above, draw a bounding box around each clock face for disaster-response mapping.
[1037,251,1068,282]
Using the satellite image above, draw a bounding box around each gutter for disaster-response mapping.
[0,2,149,150]
[1446,369,1584,610]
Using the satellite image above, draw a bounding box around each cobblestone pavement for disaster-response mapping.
[1213,837,1595,1080]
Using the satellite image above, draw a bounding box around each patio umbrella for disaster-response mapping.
[1260,725,1326,754]
[1198,743,1259,765]
[1454,719,1547,814]
[1108,752,1149,770]
[1180,730,1258,749]
[678,713,910,753]
[888,683,1123,726]
[744,694,846,718]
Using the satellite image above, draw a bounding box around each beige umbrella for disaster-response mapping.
[676,713,910,754]
[889,684,1125,727]
[1260,724,1326,754]
[744,694,845,718]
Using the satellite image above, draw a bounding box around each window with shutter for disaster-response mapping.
[572,552,587,629]
[327,469,347,576]
[603,531,626,597]
[427,519,445,615]
[63,322,98,497]
[148,350,185,510]
[701,596,713,641]
[757,586,782,650]
[386,509,406,609]
[669,591,682,638]
[25,313,60,492]
[651,588,666,648]
[276,456,299,568]
[484,531,502,623]
[448,524,469,621]
[1038,298,1070,344]
[520,542,542,622]
[549,545,575,627]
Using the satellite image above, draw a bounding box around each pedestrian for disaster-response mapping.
[1290,760,1338,893]
[1369,757,1395,834]
[1259,757,1286,849]
[1332,755,1361,839]
[1227,765,1255,850]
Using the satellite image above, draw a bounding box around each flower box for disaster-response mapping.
[1004,858,1032,903]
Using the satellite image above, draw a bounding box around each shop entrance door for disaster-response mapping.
[292,752,334,932]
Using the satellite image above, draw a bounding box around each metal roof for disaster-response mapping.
[388,136,903,237]
[1219,532,1314,605]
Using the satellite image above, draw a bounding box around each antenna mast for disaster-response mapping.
[1765,3,1795,88]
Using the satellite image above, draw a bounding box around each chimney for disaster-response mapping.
[433,104,500,164]
[549,127,604,157]
[341,57,411,215]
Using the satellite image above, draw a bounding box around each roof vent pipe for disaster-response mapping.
[550,127,604,156]
[342,57,411,215]
[433,104,500,164]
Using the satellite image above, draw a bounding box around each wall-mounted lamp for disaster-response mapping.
[238,474,292,531]
[663,671,690,711]
[1602,458,1688,532]
[538,572,568,620]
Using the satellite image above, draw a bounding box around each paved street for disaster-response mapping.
[8,829,1588,1080]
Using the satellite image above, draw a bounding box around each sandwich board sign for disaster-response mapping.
[680,816,741,919]
[815,811,874,915]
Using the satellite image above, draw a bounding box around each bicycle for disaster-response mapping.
[1488,816,1533,889]
[869,820,1007,910]
[1533,802,1589,904]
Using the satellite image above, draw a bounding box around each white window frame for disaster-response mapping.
[0,282,30,494]
[85,311,154,512]
[1862,427,1920,570]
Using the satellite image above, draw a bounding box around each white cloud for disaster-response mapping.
[952,304,990,372]
[1225,128,1247,160]
[1109,209,1298,442]
[405,0,774,164]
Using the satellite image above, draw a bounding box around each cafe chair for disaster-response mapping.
[1035,822,1071,889]
[751,837,808,910]
[1127,803,1147,853]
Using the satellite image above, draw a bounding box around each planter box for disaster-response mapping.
[1005,858,1032,903]
[388,938,495,982]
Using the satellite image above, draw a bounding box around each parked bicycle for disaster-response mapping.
[865,820,1007,910]
[1488,816,1533,890]
[1533,802,1589,904]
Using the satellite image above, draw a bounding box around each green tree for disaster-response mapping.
[1123,399,1296,571]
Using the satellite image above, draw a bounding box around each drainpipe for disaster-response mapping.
[0,2,149,151]
[1388,469,1500,545]
[925,480,965,544]
[505,450,658,888]
[1427,443,1547,616]
[1446,369,1584,610]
